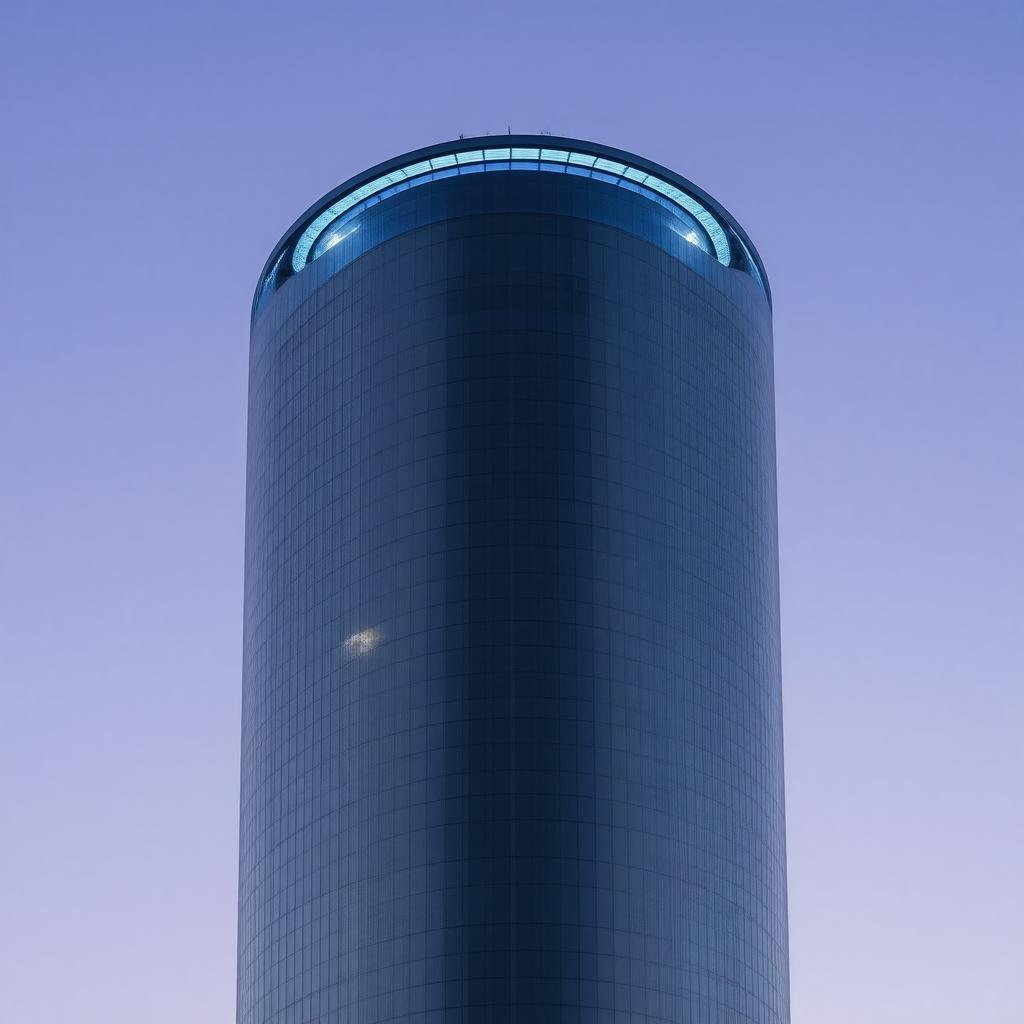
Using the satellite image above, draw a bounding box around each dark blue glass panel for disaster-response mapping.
[241,166,787,1024]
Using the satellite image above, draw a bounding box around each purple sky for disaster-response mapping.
[2,2,1021,1021]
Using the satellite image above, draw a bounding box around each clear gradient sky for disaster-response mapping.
[2,1,1021,1021]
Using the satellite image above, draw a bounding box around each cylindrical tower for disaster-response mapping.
[239,137,788,1024]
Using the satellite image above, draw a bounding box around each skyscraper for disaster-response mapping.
[239,136,788,1024]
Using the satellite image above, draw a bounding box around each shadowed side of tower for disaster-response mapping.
[239,137,789,1024]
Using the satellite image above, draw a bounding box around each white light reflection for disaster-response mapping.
[344,627,381,655]
[323,224,359,252]
[670,223,705,250]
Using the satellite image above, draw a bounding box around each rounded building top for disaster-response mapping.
[253,135,770,319]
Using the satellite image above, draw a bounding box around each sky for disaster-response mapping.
[1,1,1021,1021]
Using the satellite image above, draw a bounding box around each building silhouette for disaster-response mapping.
[239,137,789,1024]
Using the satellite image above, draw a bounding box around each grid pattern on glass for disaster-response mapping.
[241,213,787,1024]
[291,146,733,272]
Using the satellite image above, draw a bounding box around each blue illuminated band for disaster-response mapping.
[291,146,733,274]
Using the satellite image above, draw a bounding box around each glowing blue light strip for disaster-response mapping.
[291,147,732,272]
[308,162,715,264]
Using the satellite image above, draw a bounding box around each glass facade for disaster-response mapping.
[239,136,789,1024]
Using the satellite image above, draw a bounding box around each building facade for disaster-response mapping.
[239,137,789,1024]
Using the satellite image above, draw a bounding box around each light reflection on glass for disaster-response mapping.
[344,627,381,655]
[322,224,359,252]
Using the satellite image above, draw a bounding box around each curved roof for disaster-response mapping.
[254,135,770,316]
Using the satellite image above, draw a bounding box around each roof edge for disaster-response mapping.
[252,134,771,317]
